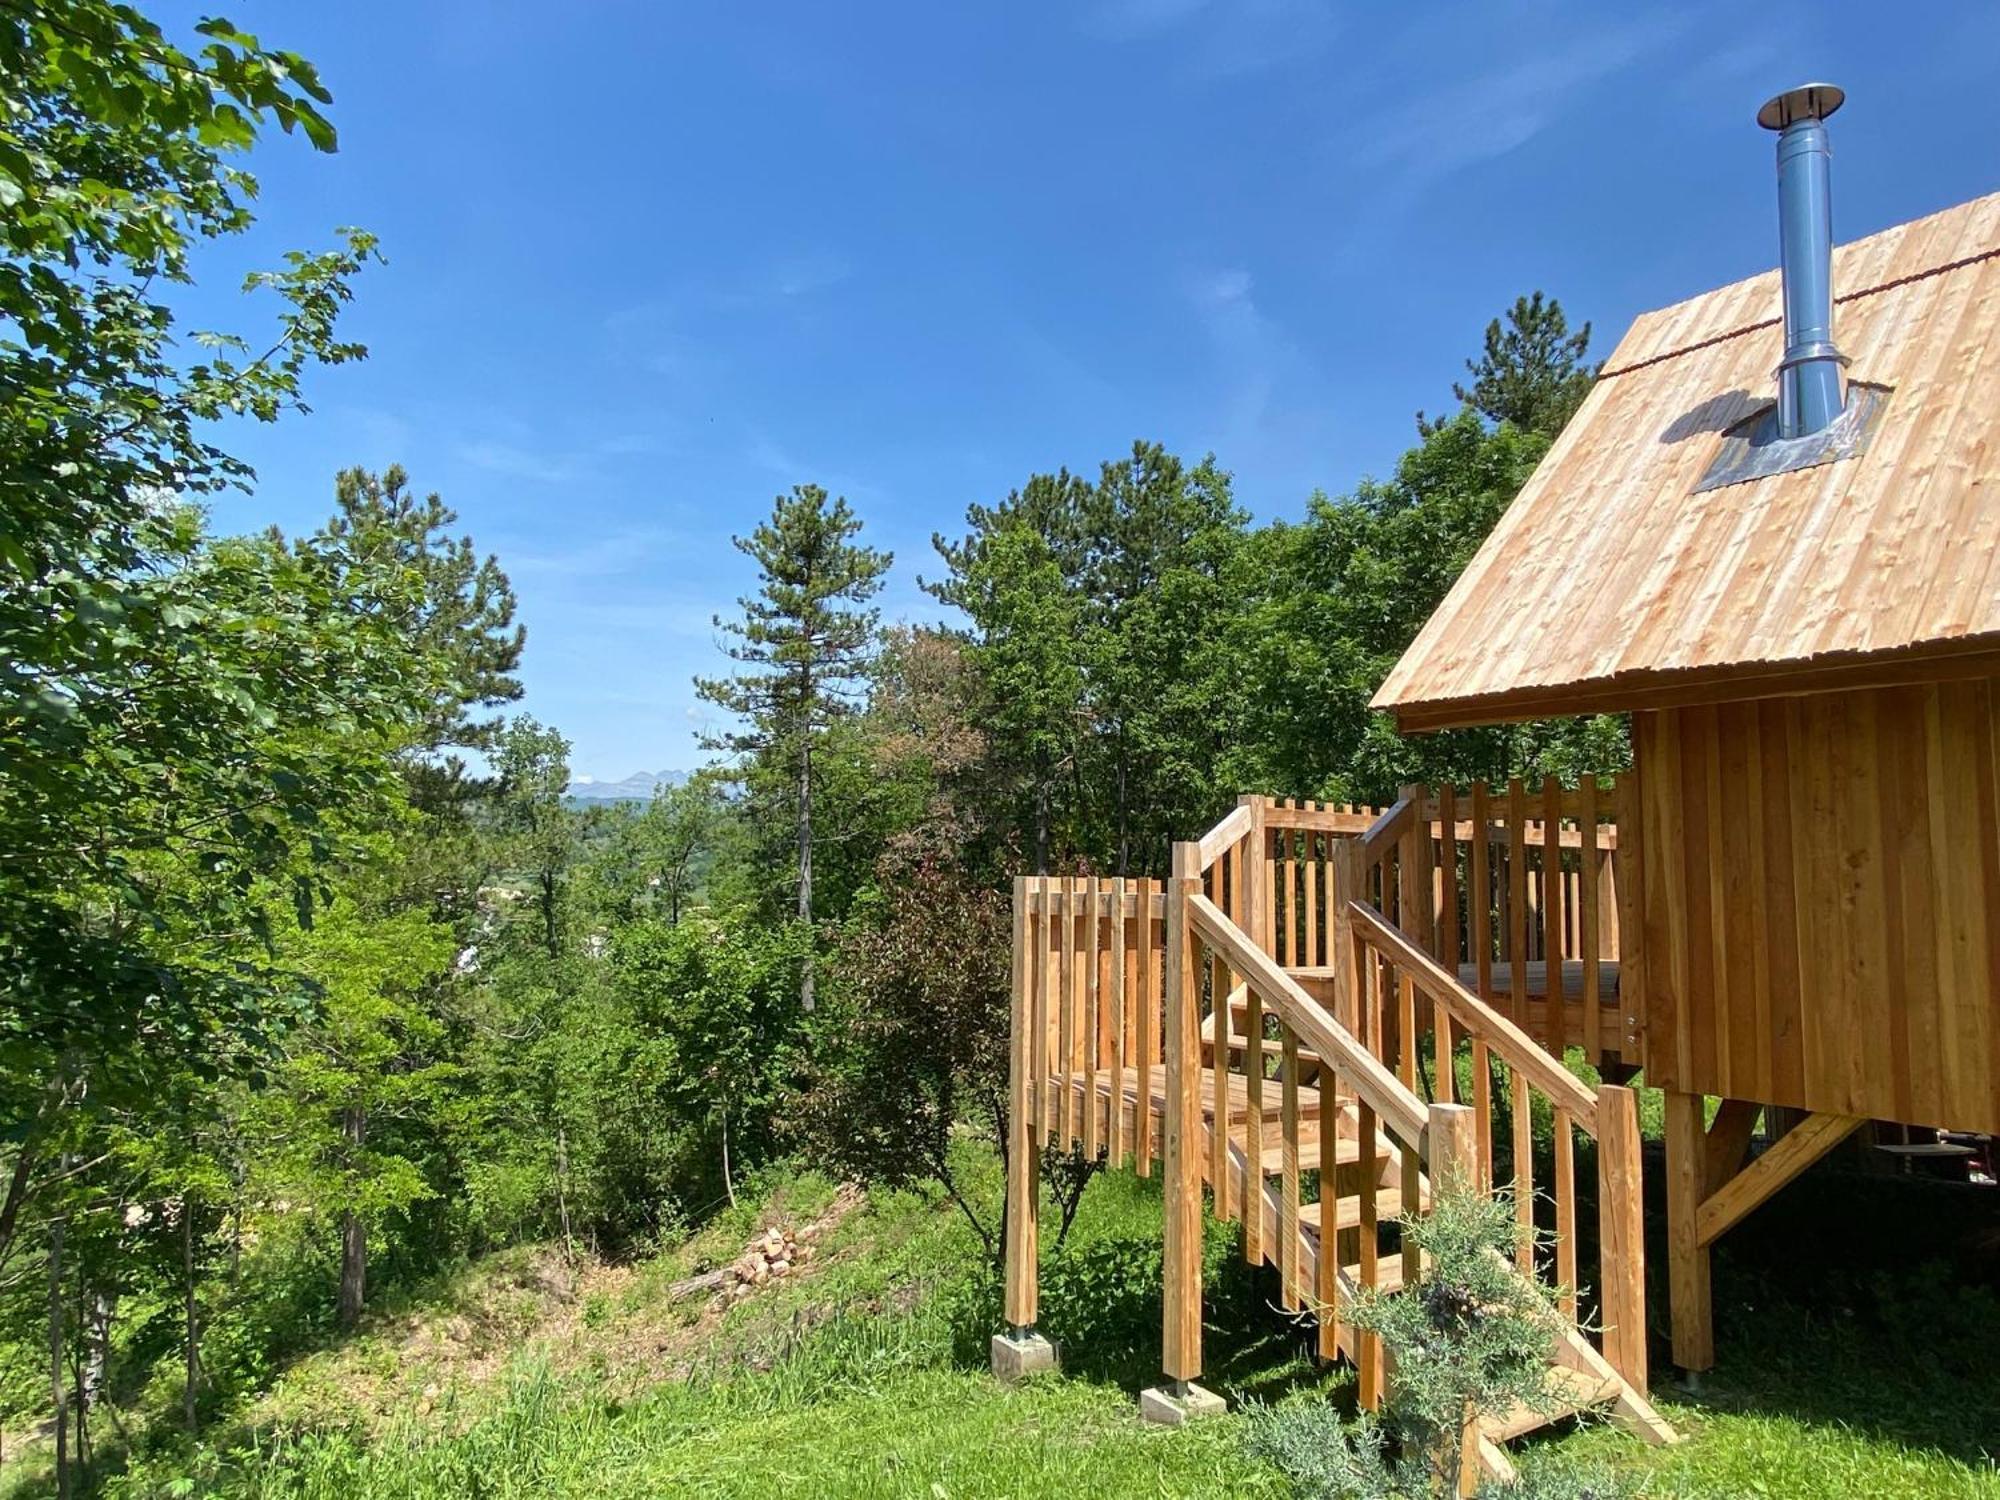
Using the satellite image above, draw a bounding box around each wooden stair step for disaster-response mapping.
[1249,1118,1392,1176]
[1297,1184,1429,1234]
[1480,1366,1622,1442]
[1337,1254,1424,1295]
[1047,1065,1322,1131]
[1201,1024,1326,1073]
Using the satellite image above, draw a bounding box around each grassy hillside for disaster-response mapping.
[18,1149,1995,1499]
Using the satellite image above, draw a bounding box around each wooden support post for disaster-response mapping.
[1057,877,1077,1151]
[1439,782,1460,971]
[1136,878,1158,1178]
[1161,843,1204,1384]
[1596,1083,1647,1394]
[1083,875,1101,1160]
[1317,1063,1341,1361]
[1579,774,1601,1064]
[1005,877,1040,1330]
[1702,1099,1761,1195]
[1507,779,1529,1031]
[1242,811,1268,1268]
[1280,1026,1301,1310]
[1210,859,1231,1222]
[1426,1103,1479,1498]
[1663,1089,1713,1374]
[1542,776,1564,1057]
[1109,877,1128,1168]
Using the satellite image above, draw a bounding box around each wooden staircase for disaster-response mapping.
[1185,1065,1672,1481]
[1002,793,1677,1489]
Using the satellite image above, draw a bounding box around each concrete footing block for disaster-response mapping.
[1139,1382,1227,1426]
[990,1330,1058,1383]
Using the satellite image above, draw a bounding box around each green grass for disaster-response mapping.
[176,1355,1288,1498]
[91,1145,2000,1500]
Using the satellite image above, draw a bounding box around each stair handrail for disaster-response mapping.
[1343,888,1651,1395]
[1187,891,1429,1146]
[1347,899,1598,1133]
[1194,800,1254,871]
[1356,791,1418,864]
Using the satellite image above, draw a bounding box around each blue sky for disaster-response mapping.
[182,2,2000,778]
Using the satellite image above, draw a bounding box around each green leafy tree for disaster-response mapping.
[931,446,1247,875]
[249,879,456,1330]
[928,470,1093,871]
[496,717,574,961]
[696,485,892,1009]
[611,916,808,1209]
[0,19,389,1458]
[1082,442,1247,872]
[589,776,723,927]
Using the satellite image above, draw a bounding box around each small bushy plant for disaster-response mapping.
[1247,1181,1622,1499]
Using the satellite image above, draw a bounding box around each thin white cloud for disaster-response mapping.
[1081,0,1338,75]
[502,528,676,579]
[742,428,884,505]
[1348,13,1687,193]
[1084,0,1213,41]
[769,252,851,299]
[455,440,577,485]
[1182,265,1327,461]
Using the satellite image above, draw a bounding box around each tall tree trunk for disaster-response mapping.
[797,733,815,1012]
[1116,734,1130,876]
[1032,761,1050,876]
[70,1287,87,1474]
[541,869,559,959]
[719,1103,736,1209]
[182,1199,200,1432]
[554,1126,574,1265]
[337,1106,367,1330]
[48,1188,68,1500]
[83,1288,111,1433]
[229,1153,245,1289]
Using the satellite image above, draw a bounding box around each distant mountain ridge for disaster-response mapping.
[565,769,684,803]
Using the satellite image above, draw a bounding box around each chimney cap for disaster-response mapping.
[1758,82,1845,131]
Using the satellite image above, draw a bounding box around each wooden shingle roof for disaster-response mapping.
[1374,191,2000,731]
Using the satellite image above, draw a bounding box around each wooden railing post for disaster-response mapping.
[1242,800,1268,1267]
[1598,1082,1649,1393]
[1331,838,1362,1033]
[1161,841,1204,1384]
[1004,875,1039,1331]
[1426,1102,1480,1497]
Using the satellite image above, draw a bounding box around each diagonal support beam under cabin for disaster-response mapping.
[1695,1111,1864,1248]
[1702,1099,1762,1196]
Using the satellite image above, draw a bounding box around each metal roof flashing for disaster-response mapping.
[1691,380,1892,494]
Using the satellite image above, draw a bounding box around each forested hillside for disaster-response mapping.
[0,5,1632,1493]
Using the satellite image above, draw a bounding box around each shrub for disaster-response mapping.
[1246,1182,1623,1499]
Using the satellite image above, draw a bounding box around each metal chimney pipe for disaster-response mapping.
[1759,83,1847,438]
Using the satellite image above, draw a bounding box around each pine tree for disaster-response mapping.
[322,464,526,786]
[1446,292,1599,438]
[696,486,891,1009]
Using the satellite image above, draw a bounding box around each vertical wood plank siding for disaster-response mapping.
[1635,684,2000,1133]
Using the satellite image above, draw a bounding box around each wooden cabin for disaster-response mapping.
[1373,92,2000,1370]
